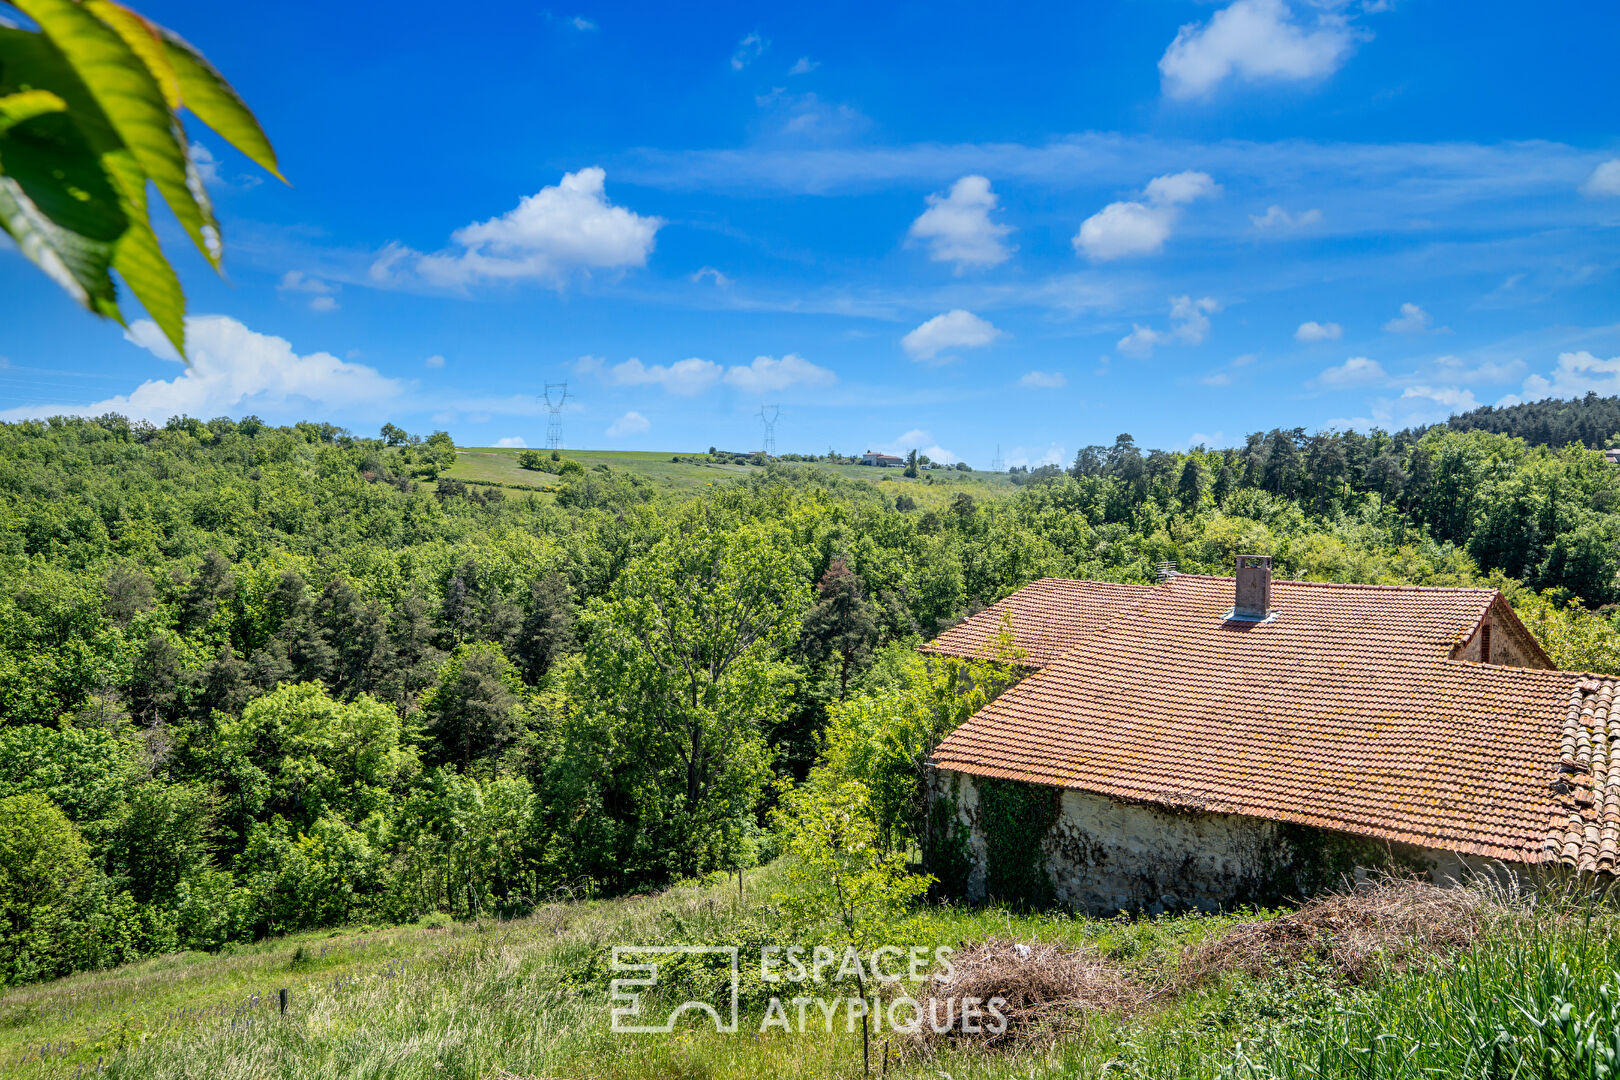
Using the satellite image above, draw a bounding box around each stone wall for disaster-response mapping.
[939,769,1527,914]
[1450,598,1551,668]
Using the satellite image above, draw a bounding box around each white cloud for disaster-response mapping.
[278,270,333,294]
[425,354,446,368]
[606,410,651,437]
[601,357,722,396]
[1384,301,1432,333]
[0,315,403,424]
[1143,171,1220,206]
[753,90,868,139]
[278,270,340,311]
[191,141,221,187]
[568,15,596,31]
[722,354,837,393]
[731,32,767,70]
[580,353,835,396]
[1521,351,1620,399]
[1402,385,1479,411]
[1117,295,1219,358]
[1201,372,1232,386]
[1318,355,1385,387]
[1018,370,1067,389]
[1075,201,1174,261]
[373,168,662,288]
[1159,0,1358,100]
[494,436,528,448]
[189,140,260,191]
[901,309,1001,362]
[1295,320,1342,342]
[690,266,731,287]
[907,175,1015,271]
[788,56,818,75]
[1074,170,1218,260]
[1580,160,1620,198]
[1426,355,1525,384]
[1251,204,1323,229]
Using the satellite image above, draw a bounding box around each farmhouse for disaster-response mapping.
[924,556,1618,914]
[861,451,906,467]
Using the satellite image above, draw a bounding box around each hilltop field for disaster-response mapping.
[446,446,1018,502]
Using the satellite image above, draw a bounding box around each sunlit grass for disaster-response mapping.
[4,868,1617,1080]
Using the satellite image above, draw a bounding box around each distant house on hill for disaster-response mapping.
[861,451,905,467]
[1602,448,1620,466]
[922,556,1615,914]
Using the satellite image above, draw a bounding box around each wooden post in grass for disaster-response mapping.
[279,988,289,1016]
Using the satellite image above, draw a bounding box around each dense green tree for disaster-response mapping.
[1177,456,1205,513]
[570,514,808,880]
[217,682,414,835]
[802,559,879,699]
[422,643,523,769]
[0,794,95,985]
[514,573,576,683]
[108,782,212,908]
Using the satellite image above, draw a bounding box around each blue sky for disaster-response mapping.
[3,0,1619,466]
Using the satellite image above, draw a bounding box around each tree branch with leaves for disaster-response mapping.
[0,0,282,355]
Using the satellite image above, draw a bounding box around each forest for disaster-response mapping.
[5,401,1620,987]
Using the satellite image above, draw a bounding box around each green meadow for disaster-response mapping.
[446,445,1022,503]
[4,866,1617,1080]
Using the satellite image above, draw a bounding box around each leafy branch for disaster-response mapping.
[0,0,282,355]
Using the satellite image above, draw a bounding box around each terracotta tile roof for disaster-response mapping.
[920,578,1157,668]
[929,574,1605,869]
[1550,679,1620,872]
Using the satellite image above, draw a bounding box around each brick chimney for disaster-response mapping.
[1233,555,1273,620]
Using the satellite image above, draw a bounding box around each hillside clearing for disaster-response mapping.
[4,869,1616,1080]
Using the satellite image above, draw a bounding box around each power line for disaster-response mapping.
[542,383,570,450]
[757,404,779,457]
[990,443,1004,471]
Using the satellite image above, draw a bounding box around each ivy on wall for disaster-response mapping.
[1268,824,1433,899]
[924,773,973,900]
[978,777,1060,907]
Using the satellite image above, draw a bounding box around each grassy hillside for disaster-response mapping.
[5,867,1616,1080]
[446,446,1021,504]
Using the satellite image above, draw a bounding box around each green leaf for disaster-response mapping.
[154,23,284,183]
[0,175,120,320]
[99,144,184,354]
[0,86,125,321]
[81,1,179,109]
[111,209,183,352]
[0,89,67,134]
[12,0,219,267]
[0,24,180,351]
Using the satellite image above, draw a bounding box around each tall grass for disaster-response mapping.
[2,871,1616,1080]
[1250,909,1620,1079]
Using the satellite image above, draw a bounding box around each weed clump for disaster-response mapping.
[1180,876,1502,986]
[918,938,1147,1050]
